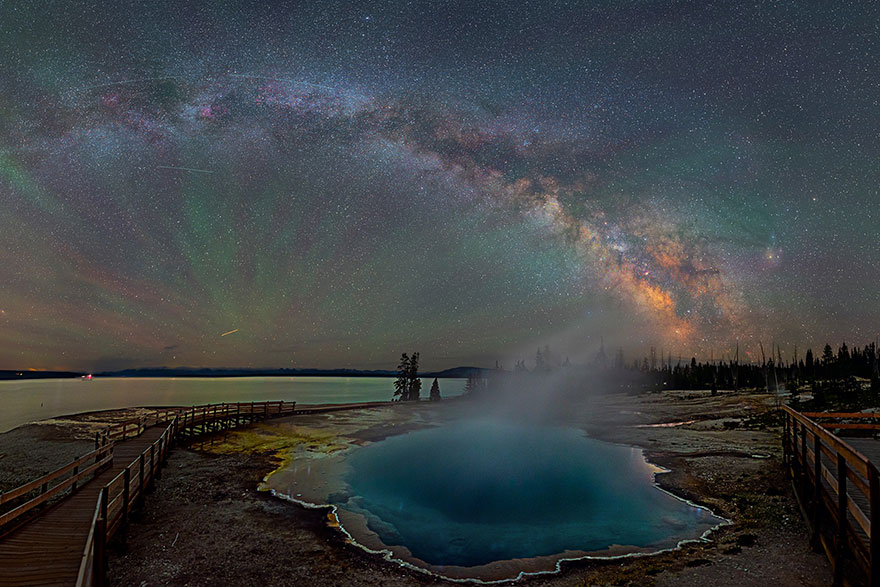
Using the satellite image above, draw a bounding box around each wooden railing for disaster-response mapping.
[96,408,183,445]
[0,406,190,534]
[75,477,104,587]
[76,400,296,587]
[803,411,880,432]
[783,406,880,585]
[0,445,114,533]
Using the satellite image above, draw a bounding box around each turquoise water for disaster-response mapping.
[343,419,722,568]
[0,377,465,433]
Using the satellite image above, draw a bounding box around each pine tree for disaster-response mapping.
[408,352,421,401]
[805,348,814,381]
[429,377,441,401]
[822,344,835,366]
[393,353,410,401]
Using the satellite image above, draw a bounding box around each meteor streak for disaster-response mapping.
[157,166,214,174]
[220,329,239,337]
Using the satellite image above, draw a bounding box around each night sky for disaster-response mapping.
[1,1,877,371]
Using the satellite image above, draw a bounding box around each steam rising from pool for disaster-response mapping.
[338,419,723,570]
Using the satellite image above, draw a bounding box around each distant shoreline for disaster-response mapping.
[0,366,490,381]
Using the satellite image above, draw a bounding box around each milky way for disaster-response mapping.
[1,1,878,370]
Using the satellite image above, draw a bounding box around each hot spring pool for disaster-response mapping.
[331,419,725,577]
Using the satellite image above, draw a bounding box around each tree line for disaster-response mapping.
[620,342,880,397]
[393,342,880,407]
[392,351,441,401]
[500,341,880,400]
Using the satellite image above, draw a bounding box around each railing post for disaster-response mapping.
[94,514,106,587]
[156,437,164,480]
[783,412,789,466]
[812,433,821,548]
[72,457,79,492]
[801,423,808,494]
[94,432,99,450]
[836,454,847,585]
[123,467,131,538]
[100,486,108,533]
[870,465,880,586]
[149,445,155,488]
[138,454,146,506]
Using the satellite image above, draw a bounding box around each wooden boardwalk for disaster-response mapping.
[847,438,880,472]
[783,408,880,586]
[0,427,166,586]
[0,399,397,586]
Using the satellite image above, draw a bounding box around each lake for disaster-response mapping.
[0,376,466,433]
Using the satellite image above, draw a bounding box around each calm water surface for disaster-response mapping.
[0,377,465,433]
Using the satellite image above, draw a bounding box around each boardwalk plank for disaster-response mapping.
[0,428,166,586]
[0,401,382,586]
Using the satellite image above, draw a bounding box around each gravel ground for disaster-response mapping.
[108,449,443,587]
[0,424,93,491]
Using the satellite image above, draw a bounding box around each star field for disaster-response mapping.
[0,1,878,370]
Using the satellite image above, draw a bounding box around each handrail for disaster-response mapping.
[0,451,113,529]
[96,407,184,445]
[76,400,296,586]
[75,489,103,587]
[0,445,112,506]
[803,412,880,420]
[783,405,880,584]
[5,401,300,532]
[800,411,880,432]
[787,407,871,477]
